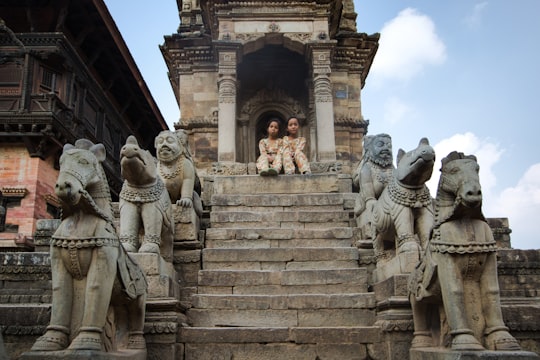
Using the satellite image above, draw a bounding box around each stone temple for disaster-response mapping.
[0,1,539,360]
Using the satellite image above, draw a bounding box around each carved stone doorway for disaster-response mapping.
[236,45,309,163]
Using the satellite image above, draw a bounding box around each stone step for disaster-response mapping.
[197,268,368,294]
[210,174,351,195]
[186,307,376,327]
[202,247,359,270]
[192,293,376,310]
[210,193,348,210]
[205,237,354,249]
[210,210,352,229]
[181,326,382,360]
[206,227,360,242]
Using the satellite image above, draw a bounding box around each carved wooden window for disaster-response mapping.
[39,66,61,95]
[0,62,22,95]
[82,95,98,135]
[43,194,61,219]
[0,187,27,233]
[0,195,6,232]
[70,83,79,109]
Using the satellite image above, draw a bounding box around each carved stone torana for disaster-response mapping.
[240,88,306,120]
[155,130,203,217]
[119,136,174,262]
[353,134,394,240]
[408,151,522,353]
[371,138,435,271]
[27,139,147,356]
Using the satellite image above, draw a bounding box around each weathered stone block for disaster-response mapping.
[410,348,540,360]
[298,309,375,327]
[373,275,410,302]
[212,174,340,195]
[187,308,298,327]
[173,205,200,242]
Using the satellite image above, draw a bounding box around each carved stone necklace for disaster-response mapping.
[387,178,432,208]
[120,177,165,203]
[158,156,184,179]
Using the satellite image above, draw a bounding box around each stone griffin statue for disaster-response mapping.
[408,152,521,351]
[155,130,202,216]
[371,138,435,269]
[119,136,174,261]
[353,133,394,239]
[29,139,147,355]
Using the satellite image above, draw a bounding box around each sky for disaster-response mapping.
[104,1,540,250]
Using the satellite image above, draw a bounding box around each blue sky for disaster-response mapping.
[104,1,539,250]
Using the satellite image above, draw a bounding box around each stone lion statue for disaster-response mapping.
[155,130,202,216]
[119,135,174,261]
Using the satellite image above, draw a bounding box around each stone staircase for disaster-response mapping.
[181,174,382,359]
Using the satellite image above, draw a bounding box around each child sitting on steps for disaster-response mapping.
[257,118,285,176]
[283,116,311,175]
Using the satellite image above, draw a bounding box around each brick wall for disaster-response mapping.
[0,144,58,239]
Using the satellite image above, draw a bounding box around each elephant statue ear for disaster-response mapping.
[63,143,75,152]
[397,148,405,164]
[90,143,106,162]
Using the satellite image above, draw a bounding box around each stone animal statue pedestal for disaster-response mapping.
[173,204,201,246]
[374,249,421,282]
[20,348,146,360]
[410,347,540,360]
[130,253,180,299]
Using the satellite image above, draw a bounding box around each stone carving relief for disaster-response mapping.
[283,33,312,43]
[28,139,147,356]
[240,88,306,120]
[314,75,333,103]
[310,161,343,174]
[408,152,522,352]
[218,76,236,104]
[119,136,174,262]
[370,138,435,273]
[235,33,265,43]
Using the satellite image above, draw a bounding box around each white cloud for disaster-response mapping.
[488,164,540,250]
[427,132,502,198]
[371,8,447,82]
[464,2,489,29]
[382,97,415,125]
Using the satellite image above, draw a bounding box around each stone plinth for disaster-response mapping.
[410,348,540,360]
[210,174,351,195]
[374,253,418,283]
[130,253,179,299]
[33,219,61,252]
[19,348,146,360]
[173,204,201,245]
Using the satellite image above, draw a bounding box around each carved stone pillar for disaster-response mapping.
[238,117,249,163]
[217,48,238,162]
[310,45,336,161]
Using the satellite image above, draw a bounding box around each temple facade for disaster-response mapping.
[161,0,379,174]
[0,0,167,249]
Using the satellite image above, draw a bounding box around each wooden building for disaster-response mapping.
[0,0,168,249]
